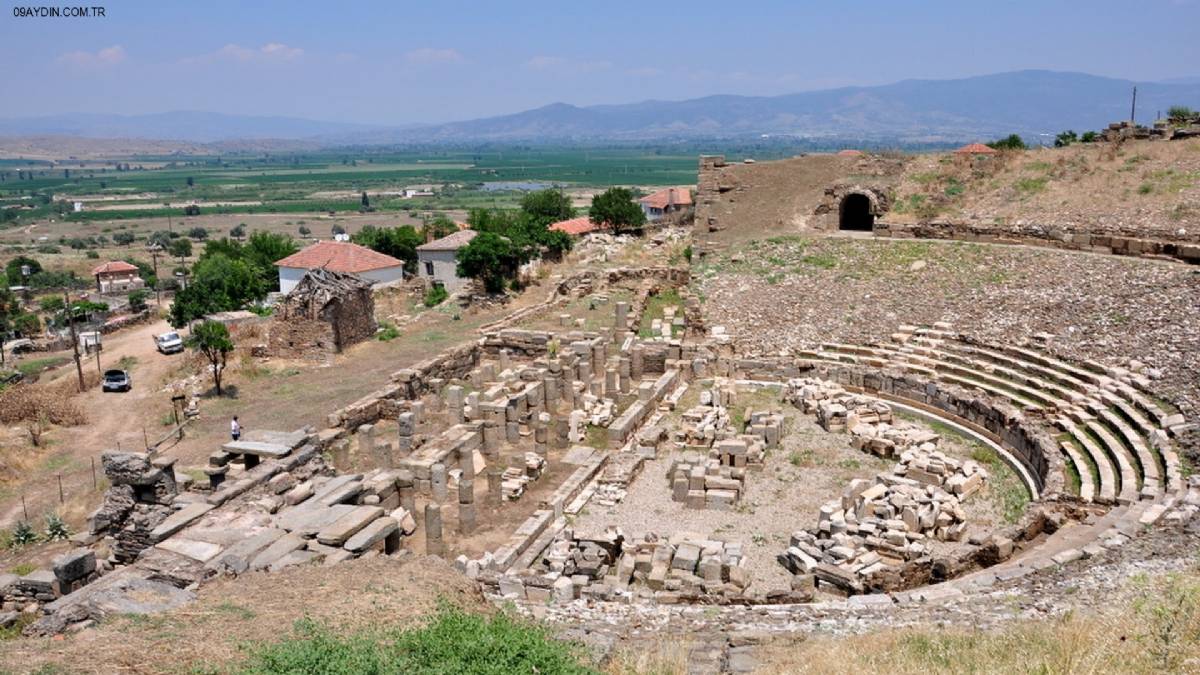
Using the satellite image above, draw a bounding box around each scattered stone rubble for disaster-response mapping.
[668,449,747,511]
[779,377,993,595]
[495,528,755,605]
[501,452,547,501]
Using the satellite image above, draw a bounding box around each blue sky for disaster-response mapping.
[2,0,1198,124]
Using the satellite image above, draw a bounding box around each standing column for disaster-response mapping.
[614,301,629,331]
[431,463,448,503]
[458,479,476,534]
[397,412,415,458]
[397,470,416,515]
[446,385,465,423]
[487,468,503,505]
[424,503,445,557]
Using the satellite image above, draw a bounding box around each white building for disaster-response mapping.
[274,240,405,294]
[415,229,478,293]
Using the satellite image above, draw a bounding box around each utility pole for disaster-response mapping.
[1130,86,1138,125]
[64,292,84,392]
[150,249,162,306]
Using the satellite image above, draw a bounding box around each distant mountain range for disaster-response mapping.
[1,70,1197,145]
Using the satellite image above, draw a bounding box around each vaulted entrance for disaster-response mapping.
[839,193,875,231]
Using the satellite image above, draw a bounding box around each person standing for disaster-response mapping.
[231,416,241,441]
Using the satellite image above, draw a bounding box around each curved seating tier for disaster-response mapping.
[797,325,1185,508]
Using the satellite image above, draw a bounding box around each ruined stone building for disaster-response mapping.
[267,269,377,360]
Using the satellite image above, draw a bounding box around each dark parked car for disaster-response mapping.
[102,369,132,392]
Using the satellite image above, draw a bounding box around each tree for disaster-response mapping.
[360,191,370,209]
[188,226,209,240]
[5,256,42,283]
[352,225,421,273]
[183,204,201,216]
[147,230,176,249]
[0,272,16,367]
[169,237,193,262]
[242,231,298,290]
[1080,131,1099,143]
[230,223,247,239]
[186,176,194,188]
[1055,130,1078,147]
[186,320,233,396]
[1167,105,1197,121]
[589,187,646,235]
[331,223,346,236]
[423,215,458,241]
[128,289,149,312]
[112,231,136,246]
[456,232,522,294]
[987,134,1027,151]
[298,225,312,237]
[169,253,265,327]
[520,189,575,228]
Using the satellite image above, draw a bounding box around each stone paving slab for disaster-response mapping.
[149,503,215,543]
[316,506,384,546]
[156,538,224,563]
[221,440,292,457]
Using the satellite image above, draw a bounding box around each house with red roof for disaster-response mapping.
[549,216,603,236]
[954,143,998,155]
[91,260,144,294]
[638,187,693,222]
[274,240,405,294]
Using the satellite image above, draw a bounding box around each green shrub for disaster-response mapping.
[1138,183,1154,195]
[376,321,400,342]
[9,521,38,548]
[423,285,448,308]
[44,513,70,541]
[237,604,595,674]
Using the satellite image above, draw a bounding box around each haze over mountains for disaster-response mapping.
[2,70,1197,145]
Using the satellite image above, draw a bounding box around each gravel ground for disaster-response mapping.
[573,386,1014,594]
[698,237,1200,453]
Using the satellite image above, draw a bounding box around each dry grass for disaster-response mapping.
[604,637,692,675]
[0,555,486,674]
[755,570,1200,674]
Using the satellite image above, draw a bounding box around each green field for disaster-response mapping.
[0,146,744,228]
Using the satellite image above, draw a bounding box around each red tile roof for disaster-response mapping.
[416,229,478,252]
[638,187,693,210]
[274,240,404,273]
[954,143,998,155]
[550,216,603,236]
[836,149,865,156]
[91,261,139,276]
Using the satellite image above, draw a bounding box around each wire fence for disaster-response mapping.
[2,420,189,534]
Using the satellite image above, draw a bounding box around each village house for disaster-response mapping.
[415,229,478,293]
[638,187,693,222]
[91,260,144,294]
[274,240,405,294]
[550,216,604,236]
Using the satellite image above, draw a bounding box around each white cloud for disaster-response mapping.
[404,48,464,65]
[525,56,611,73]
[185,43,304,64]
[627,66,664,77]
[56,45,127,69]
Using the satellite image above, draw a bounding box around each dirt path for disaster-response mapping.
[0,308,182,529]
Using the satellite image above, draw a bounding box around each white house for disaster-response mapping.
[415,229,478,293]
[638,187,693,222]
[274,240,405,294]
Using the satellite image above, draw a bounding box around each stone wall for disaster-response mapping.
[694,154,907,251]
[268,271,378,361]
[877,220,1200,264]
